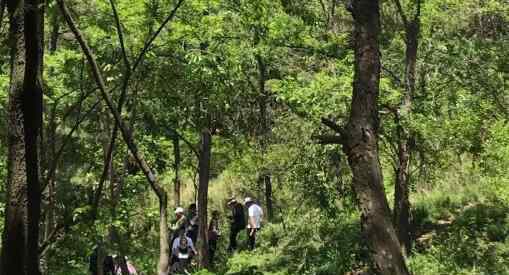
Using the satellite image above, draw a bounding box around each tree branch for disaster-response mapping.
[42,100,101,191]
[39,223,65,257]
[321,117,343,133]
[57,0,163,197]
[312,134,343,145]
[168,128,199,158]
[381,65,404,87]
[392,0,409,27]
[109,0,130,69]
[414,0,422,22]
[132,0,185,72]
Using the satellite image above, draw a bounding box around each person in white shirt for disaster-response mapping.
[244,197,263,250]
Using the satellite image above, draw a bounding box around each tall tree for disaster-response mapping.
[1,0,44,274]
[391,0,422,254]
[319,0,411,274]
[197,129,211,268]
[344,1,409,273]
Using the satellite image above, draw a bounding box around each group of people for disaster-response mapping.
[168,196,264,265]
[89,196,264,275]
[227,197,263,251]
[89,249,138,275]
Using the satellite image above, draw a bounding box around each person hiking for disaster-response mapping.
[170,207,188,246]
[89,247,98,275]
[170,233,198,273]
[114,255,138,275]
[186,203,199,243]
[227,198,245,252]
[103,255,116,275]
[245,197,263,250]
[208,210,221,264]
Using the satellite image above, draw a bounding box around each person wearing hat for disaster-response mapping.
[227,197,245,252]
[170,207,189,247]
[244,197,263,250]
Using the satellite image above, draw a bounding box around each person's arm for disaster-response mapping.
[171,238,179,256]
[188,238,198,254]
[248,207,256,236]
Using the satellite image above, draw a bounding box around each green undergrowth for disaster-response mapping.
[197,177,509,275]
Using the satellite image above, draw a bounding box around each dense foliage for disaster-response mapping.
[0,0,508,274]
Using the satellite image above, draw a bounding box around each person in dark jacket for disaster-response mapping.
[186,203,199,243]
[208,210,221,264]
[227,198,245,252]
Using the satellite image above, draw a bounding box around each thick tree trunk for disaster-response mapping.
[393,1,420,254]
[197,129,211,268]
[173,135,181,206]
[343,1,410,274]
[1,1,44,274]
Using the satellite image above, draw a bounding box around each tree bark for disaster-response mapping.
[392,0,421,254]
[343,1,410,274]
[1,0,44,274]
[197,129,211,268]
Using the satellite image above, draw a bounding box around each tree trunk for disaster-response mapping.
[173,135,181,206]
[48,5,60,53]
[157,194,169,275]
[256,55,274,222]
[263,174,273,221]
[197,129,211,268]
[393,1,421,254]
[1,0,44,274]
[343,1,410,274]
[394,118,411,254]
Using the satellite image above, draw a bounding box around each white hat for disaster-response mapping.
[244,197,253,204]
[175,207,185,214]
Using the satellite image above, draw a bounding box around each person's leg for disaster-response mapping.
[247,228,258,250]
[209,239,217,264]
[228,226,238,251]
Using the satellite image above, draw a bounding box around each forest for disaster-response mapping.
[0,0,508,274]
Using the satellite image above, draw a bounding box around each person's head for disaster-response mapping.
[179,235,188,248]
[188,203,197,214]
[244,197,254,207]
[114,255,127,266]
[175,207,185,218]
[211,210,220,219]
[227,197,237,208]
